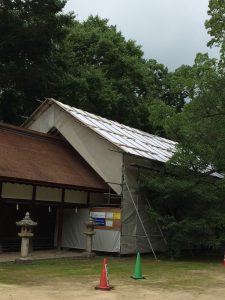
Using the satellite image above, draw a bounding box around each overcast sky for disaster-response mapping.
[64,0,219,70]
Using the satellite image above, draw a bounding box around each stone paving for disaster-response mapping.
[0,249,84,263]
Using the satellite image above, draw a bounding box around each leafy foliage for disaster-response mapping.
[143,51,225,256]
[205,0,225,63]
[38,16,185,132]
[141,167,225,257]
[0,0,74,123]
[51,16,151,130]
[142,2,225,257]
[166,59,225,175]
[0,3,184,131]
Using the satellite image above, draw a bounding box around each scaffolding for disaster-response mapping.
[121,162,166,259]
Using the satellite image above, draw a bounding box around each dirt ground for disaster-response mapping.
[1,279,225,300]
[1,255,225,300]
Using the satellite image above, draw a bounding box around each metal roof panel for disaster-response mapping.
[55,100,177,163]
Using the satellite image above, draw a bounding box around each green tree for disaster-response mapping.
[149,53,221,136]
[0,0,73,123]
[161,52,225,175]
[51,16,149,128]
[0,8,178,130]
[144,51,225,256]
[147,59,225,257]
[205,0,225,63]
[143,0,225,255]
[44,16,182,132]
[141,166,225,257]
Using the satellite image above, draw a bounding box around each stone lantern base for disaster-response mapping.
[15,257,33,265]
[81,251,96,259]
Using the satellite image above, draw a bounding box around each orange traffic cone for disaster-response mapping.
[95,258,114,290]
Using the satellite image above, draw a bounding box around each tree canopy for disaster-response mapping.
[0,2,184,131]
[0,0,73,123]
[205,0,225,63]
[142,0,225,257]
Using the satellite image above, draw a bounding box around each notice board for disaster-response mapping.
[90,207,121,231]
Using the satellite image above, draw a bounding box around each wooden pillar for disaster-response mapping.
[57,188,65,251]
[30,185,36,219]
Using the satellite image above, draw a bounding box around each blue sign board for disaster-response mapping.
[93,218,105,226]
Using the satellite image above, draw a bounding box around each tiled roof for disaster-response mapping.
[0,123,108,191]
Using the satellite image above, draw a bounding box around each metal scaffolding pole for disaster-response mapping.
[146,198,167,246]
[124,178,158,260]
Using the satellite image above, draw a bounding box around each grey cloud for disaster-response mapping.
[65,0,219,70]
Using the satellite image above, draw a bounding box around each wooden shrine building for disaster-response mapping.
[0,123,108,251]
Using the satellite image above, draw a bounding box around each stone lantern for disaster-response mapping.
[15,212,37,264]
[82,216,96,258]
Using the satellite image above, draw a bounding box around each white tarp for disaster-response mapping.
[92,230,120,252]
[62,208,120,252]
[62,208,88,249]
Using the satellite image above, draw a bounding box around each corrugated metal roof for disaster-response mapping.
[54,100,177,163]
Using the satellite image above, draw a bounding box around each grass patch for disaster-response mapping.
[0,256,225,290]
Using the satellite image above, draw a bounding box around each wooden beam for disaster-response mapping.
[56,188,65,251]
[0,177,107,193]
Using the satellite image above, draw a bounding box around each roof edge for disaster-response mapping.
[21,98,55,128]
[51,99,124,154]
[0,176,108,192]
[0,122,68,145]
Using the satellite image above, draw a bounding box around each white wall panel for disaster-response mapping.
[29,104,55,133]
[28,104,123,195]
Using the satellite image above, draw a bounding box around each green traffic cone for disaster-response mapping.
[131,252,145,279]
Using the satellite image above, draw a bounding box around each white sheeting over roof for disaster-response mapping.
[54,100,177,163]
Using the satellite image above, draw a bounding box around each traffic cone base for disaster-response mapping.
[131,252,146,280]
[95,285,114,291]
[131,275,145,280]
[95,258,114,291]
